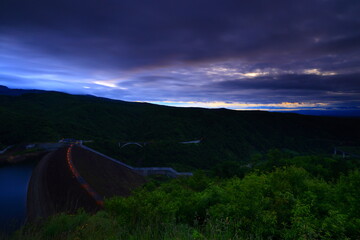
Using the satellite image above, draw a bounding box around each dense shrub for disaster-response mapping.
[13,167,360,239]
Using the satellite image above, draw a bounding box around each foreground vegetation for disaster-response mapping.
[11,153,360,240]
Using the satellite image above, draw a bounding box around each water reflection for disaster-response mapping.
[0,163,35,234]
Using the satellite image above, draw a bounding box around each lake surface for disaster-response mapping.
[0,163,35,234]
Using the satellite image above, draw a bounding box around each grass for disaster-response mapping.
[9,211,266,240]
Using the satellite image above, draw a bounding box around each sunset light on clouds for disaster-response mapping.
[1,0,359,115]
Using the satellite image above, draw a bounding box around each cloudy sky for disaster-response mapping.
[1,0,360,113]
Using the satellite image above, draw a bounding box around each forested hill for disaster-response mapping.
[0,89,359,168]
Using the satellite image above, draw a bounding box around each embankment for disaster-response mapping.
[71,145,146,198]
[27,147,99,222]
[27,145,146,222]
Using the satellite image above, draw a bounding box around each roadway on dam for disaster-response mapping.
[27,144,146,221]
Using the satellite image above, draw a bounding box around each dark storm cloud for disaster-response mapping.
[1,0,359,70]
[216,73,360,92]
[133,76,178,83]
[1,0,360,112]
[315,33,360,53]
[206,73,360,107]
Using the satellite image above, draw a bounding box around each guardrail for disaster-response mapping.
[80,145,193,177]
[133,167,193,178]
[333,147,360,158]
[0,145,13,154]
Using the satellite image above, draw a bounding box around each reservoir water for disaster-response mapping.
[0,162,35,234]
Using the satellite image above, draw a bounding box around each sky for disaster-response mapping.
[1,0,360,114]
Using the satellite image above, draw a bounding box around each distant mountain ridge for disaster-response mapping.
[1,85,359,117]
[0,85,46,96]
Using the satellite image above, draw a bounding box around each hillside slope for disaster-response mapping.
[0,90,359,169]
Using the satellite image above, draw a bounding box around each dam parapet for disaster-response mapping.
[80,145,193,177]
